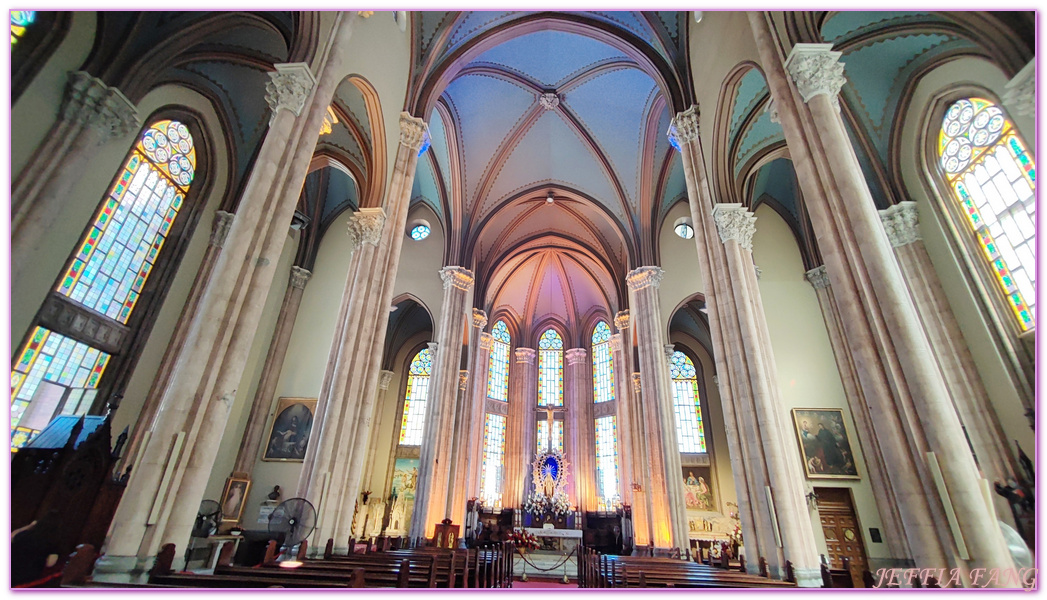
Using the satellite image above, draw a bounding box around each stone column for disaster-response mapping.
[625,268,688,553]
[446,365,472,532]
[461,329,494,512]
[630,372,656,550]
[777,38,1012,573]
[503,348,536,508]
[565,348,595,514]
[410,267,474,540]
[13,71,140,277]
[360,369,396,497]
[97,62,319,580]
[881,203,1017,522]
[610,325,648,548]
[297,110,429,554]
[231,266,312,477]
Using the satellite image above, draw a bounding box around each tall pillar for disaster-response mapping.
[464,331,495,504]
[97,61,319,580]
[231,266,312,477]
[564,348,595,514]
[298,110,430,555]
[610,325,648,548]
[625,267,688,553]
[450,311,490,526]
[503,348,537,508]
[13,71,140,278]
[880,203,1018,523]
[630,372,656,551]
[410,267,474,540]
[360,369,396,500]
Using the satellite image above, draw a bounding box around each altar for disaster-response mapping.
[524,527,582,553]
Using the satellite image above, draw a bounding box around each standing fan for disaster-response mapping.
[192,499,223,538]
[268,497,317,551]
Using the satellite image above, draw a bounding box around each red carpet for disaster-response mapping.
[513,578,578,588]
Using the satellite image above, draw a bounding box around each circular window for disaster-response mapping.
[410,224,430,241]
[674,217,694,240]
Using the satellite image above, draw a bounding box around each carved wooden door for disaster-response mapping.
[816,487,867,587]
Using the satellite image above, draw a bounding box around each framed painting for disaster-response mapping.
[220,476,251,523]
[792,408,860,479]
[682,466,714,510]
[263,397,316,462]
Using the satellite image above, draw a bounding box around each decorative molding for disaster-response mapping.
[515,347,537,364]
[565,348,588,366]
[712,203,757,252]
[347,207,386,249]
[667,104,700,150]
[427,342,439,358]
[614,310,631,331]
[486,397,509,416]
[880,201,921,248]
[609,333,622,353]
[1003,60,1035,117]
[265,63,316,121]
[626,267,664,291]
[479,332,495,351]
[631,372,642,395]
[459,370,469,391]
[38,294,128,355]
[399,112,430,152]
[712,375,719,389]
[663,344,675,361]
[210,210,235,247]
[61,71,140,141]
[766,98,780,125]
[289,266,312,289]
[593,400,616,419]
[539,92,560,110]
[471,308,488,329]
[784,43,845,111]
[804,265,830,290]
[754,265,763,280]
[378,370,395,390]
[440,266,475,291]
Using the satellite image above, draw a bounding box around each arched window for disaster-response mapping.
[11,119,198,450]
[399,348,432,446]
[938,98,1035,332]
[10,11,35,44]
[479,413,507,505]
[594,415,620,511]
[591,321,614,404]
[537,328,564,453]
[669,351,706,453]
[487,320,510,401]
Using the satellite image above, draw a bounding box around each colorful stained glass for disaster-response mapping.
[538,329,563,407]
[536,419,564,454]
[399,348,432,445]
[56,120,195,324]
[11,11,35,44]
[595,416,620,508]
[410,225,431,241]
[939,98,1035,332]
[670,351,706,453]
[10,327,110,450]
[487,320,510,401]
[479,413,507,504]
[591,321,614,404]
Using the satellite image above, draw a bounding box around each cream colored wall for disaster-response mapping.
[752,203,888,560]
[658,201,705,329]
[896,56,1034,459]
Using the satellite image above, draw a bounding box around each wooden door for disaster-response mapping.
[815,487,867,587]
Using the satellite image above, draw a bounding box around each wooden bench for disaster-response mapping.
[580,546,796,588]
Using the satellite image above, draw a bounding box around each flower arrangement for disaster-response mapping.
[730,524,743,544]
[507,528,540,551]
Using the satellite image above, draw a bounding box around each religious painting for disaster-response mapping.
[387,458,419,534]
[792,408,860,479]
[220,476,251,523]
[262,397,316,462]
[682,466,714,510]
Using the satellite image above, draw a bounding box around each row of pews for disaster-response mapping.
[578,547,796,588]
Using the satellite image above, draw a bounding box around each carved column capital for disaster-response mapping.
[346,207,386,249]
[784,43,845,111]
[614,310,631,331]
[399,112,430,153]
[663,344,676,361]
[265,63,316,121]
[61,71,140,141]
[565,348,588,366]
[479,332,495,351]
[766,98,780,124]
[609,333,623,353]
[459,370,470,391]
[210,210,235,247]
[631,373,642,395]
[1003,60,1035,117]
[378,370,395,390]
[805,265,830,290]
[712,203,757,252]
[289,266,312,289]
[626,267,664,291]
[539,92,560,110]
[879,201,921,248]
[668,104,700,150]
[471,308,488,329]
[427,341,439,356]
[440,266,475,291]
[515,347,537,364]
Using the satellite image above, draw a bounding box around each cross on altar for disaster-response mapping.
[535,403,564,452]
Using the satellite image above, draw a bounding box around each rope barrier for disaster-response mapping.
[513,546,577,572]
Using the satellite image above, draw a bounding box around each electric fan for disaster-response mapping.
[268,497,317,551]
[192,499,223,538]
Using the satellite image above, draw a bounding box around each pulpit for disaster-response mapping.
[433,519,460,548]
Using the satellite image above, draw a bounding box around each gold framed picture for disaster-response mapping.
[792,408,860,480]
[262,397,317,462]
[220,476,251,523]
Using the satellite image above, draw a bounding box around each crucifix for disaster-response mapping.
[535,403,565,453]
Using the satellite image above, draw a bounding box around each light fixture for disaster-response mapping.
[546,191,555,204]
[290,210,311,231]
[693,11,703,24]
[279,560,303,569]
[674,217,694,239]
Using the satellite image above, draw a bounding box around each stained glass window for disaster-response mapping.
[939,98,1036,331]
[10,327,110,450]
[399,348,432,445]
[595,416,620,509]
[536,418,564,454]
[479,413,507,503]
[591,321,614,404]
[487,320,510,401]
[410,225,430,241]
[56,120,196,324]
[538,329,563,407]
[670,351,706,453]
[11,11,35,44]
